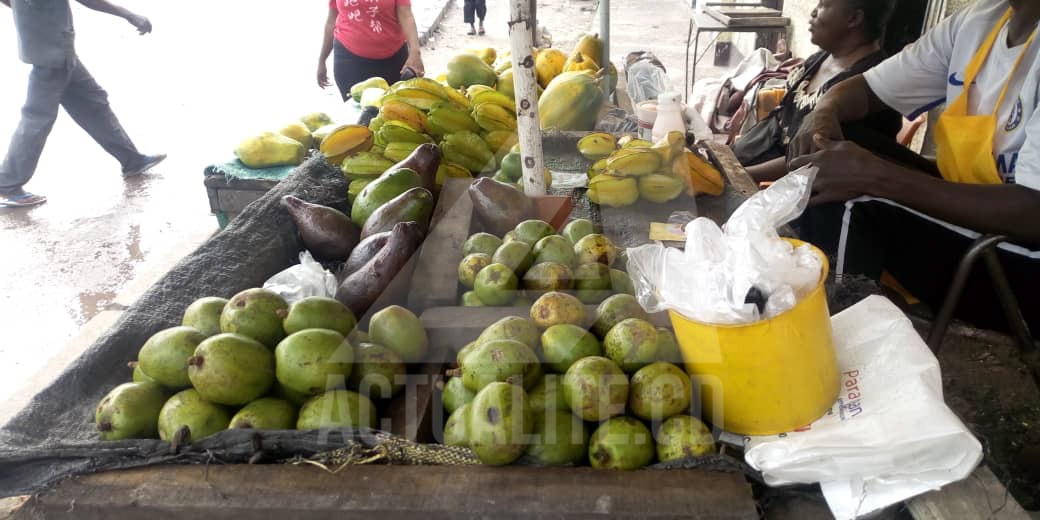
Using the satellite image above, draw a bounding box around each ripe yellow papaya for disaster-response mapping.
[573,33,604,70]
[535,48,568,88]
[563,51,599,73]
[538,70,605,132]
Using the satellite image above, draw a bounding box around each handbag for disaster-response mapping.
[730,109,785,166]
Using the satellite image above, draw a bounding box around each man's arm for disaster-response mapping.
[791,136,1040,243]
[787,76,889,160]
[74,0,151,33]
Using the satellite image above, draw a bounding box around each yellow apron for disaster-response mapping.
[934,8,1038,184]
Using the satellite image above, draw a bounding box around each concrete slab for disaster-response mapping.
[0,310,123,427]
[416,0,455,46]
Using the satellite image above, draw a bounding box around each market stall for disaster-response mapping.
[0,1,991,518]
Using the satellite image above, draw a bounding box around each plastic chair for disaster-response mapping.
[926,234,1036,354]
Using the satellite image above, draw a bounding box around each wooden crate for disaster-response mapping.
[204,174,283,229]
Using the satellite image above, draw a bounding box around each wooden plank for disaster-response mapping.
[701,141,759,198]
[407,178,475,310]
[908,466,1032,520]
[422,306,673,354]
[383,357,448,443]
[703,7,787,28]
[216,189,269,215]
[22,464,758,519]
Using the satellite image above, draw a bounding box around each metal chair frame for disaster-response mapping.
[926,234,1036,354]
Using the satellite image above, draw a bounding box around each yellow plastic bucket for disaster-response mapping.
[669,239,839,436]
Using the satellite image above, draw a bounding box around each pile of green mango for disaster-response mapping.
[458,218,637,307]
[440,292,716,469]
[94,290,428,444]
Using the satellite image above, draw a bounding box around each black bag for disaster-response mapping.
[731,110,785,166]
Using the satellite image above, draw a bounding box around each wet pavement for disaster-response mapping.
[0,1,347,404]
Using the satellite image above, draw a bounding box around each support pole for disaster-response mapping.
[600,0,611,96]
[509,0,546,196]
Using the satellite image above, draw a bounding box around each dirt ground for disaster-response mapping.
[934,325,1040,510]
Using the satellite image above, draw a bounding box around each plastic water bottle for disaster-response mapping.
[652,91,686,142]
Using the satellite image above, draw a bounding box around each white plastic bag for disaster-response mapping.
[744,296,983,519]
[262,251,338,304]
[627,166,821,325]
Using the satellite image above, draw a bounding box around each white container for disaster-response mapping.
[635,101,658,141]
[652,91,686,142]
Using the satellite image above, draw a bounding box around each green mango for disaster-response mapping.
[588,416,655,470]
[443,403,471,447]
[526,409,589,466]
[467,382,531,465]
[541,324,603,373]
[95,382,167,440]
[296,390,378,430]
[350,168,422,227]
[442,376,476,414]
[500,151,522,181]
[460,339,541,392]
[229,397,298,430]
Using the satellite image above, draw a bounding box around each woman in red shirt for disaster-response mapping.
[318,0,425,101]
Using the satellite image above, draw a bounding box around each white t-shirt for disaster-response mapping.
[863,0,1040,190]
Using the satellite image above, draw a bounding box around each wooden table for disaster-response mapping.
[684,9,790,100]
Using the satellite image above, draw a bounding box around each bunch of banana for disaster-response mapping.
[341,152,395,179]
[427,102,481,138]
[441,131,495,174]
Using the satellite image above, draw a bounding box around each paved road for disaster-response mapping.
[0,1,345,403]
[0,0,621,409]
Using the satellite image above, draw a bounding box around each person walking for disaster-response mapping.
[464,0,486,36]
[0,0,166,208]
[318,0,426,102]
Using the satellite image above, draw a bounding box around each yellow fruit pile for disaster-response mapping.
[579,131,726,207]
[234,112,374,169]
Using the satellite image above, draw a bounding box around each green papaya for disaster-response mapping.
[446,53,498,89]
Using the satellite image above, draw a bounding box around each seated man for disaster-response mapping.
[733,0,901,183]
[789,0,1040,334]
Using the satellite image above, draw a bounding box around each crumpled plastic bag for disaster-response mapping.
[263,251,338,304]
[744,296,983,519]
[627,166,822,325]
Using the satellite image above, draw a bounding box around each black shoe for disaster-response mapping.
[123,154,167,178]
